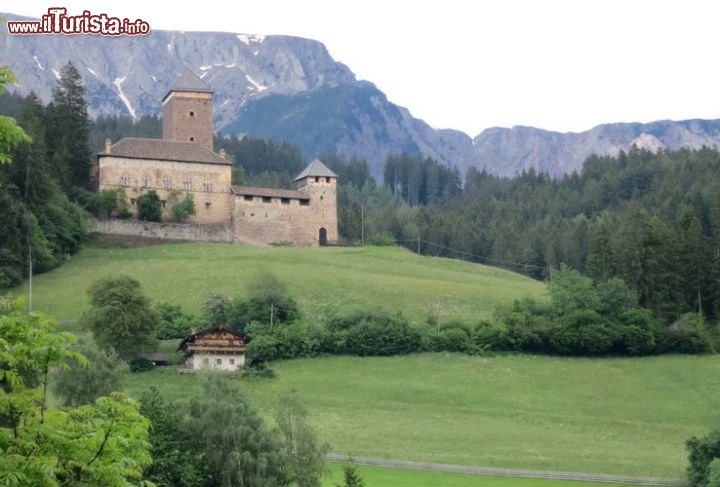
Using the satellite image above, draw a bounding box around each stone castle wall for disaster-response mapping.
[91,219,233,243]
[98,156,233,224]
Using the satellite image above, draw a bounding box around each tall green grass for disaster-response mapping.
[14,243,544,323]
[125,353,720,478]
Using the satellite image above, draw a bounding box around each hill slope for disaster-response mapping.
[16,243,544,322]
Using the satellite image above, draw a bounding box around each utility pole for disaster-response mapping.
[417,236,420,255]
[361,205,365,245]
[28,239,32,313]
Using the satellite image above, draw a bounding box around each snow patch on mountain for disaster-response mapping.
[236,34,265,45]
[113,77,136,119]
[33,56,44,71]
[245,74,267,92]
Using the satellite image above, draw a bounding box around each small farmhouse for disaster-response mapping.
[95,70,338,246]
[178,326,251,372]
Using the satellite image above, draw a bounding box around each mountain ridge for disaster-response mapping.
[3,12,720,179]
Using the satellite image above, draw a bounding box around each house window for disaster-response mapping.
[229,358,235,365]
[262,196,272,203]
[244,195,253,201]
[281,198,290,205]
[300,200,309,206]
[203,358,209,364]
[183,181,192,190]
[216,358,222,364]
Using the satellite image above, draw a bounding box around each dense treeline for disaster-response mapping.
[339,147,720,324]
[0,63,88,287]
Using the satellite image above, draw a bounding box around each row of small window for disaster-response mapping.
[119,177,212,192]
[242,195,309,206]
[203,357,236,365]
[314,177,332,183]
[129,198,212,209]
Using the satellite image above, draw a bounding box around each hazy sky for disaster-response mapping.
[4,0,719,136]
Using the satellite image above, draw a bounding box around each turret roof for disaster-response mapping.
[294,159,337,181]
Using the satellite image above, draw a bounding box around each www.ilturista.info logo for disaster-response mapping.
[7,8,150,35]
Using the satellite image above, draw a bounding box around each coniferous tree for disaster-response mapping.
[46,61,92,194]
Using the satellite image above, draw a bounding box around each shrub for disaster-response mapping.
[661,313,714,354]
[137,189,162,222]
[154,302,195,340]
[247,335,280,364]
[168,190,196,222]
[341,311,420,356]
[687,430,720,486]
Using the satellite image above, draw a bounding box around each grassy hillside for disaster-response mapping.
[125,353,720,478]
[15,242,544,323]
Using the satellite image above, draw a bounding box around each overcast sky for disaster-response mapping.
[4,0,719,136]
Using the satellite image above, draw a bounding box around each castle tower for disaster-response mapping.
[295,159,338,246]
[162,70,214,151]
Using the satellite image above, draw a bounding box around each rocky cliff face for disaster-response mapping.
[3,13,720,179]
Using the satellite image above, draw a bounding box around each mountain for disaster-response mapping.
[3,13,720,179]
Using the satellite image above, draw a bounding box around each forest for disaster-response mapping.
[2,63,720,326]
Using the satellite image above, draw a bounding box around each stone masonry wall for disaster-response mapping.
[91,219,233,243]
[98,156,233,224]
[162,91,214,151]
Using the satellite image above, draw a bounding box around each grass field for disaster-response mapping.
[124,353,720,478]
[320,463,635,487]
[13,242,544,323]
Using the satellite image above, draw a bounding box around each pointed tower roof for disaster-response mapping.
[162,69,213,102]
[294,159,337,181]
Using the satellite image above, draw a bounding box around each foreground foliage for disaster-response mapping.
[0,295,152,486]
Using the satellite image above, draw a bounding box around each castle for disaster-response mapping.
[95,70,338,247]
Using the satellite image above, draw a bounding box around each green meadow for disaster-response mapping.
[16,242,544,323]
[125,353,720,479]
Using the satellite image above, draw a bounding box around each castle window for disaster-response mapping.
[300,200,309,206]
[189,111,195,117]
[281,198,290,205]
[202,182,213,192]
[244,195,253,201]
[189,137,195,142]
[161,200,167,208]
[130,198,136,206]
[205,202,211,209]
[326,177,331,183]
[143,178,149,188]
[183,181,192,190]
[315,176,319,182]
[162,179,172,189]
[120,176,130,186]
[262,197,272,203]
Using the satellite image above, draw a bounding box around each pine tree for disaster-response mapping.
[46,61,92,194]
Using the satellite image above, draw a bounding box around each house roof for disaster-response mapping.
[98,137,231,165]
[232,185,310,200]
[178,325,252,355]
[162,69,213,102]
[294,159,337,181]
